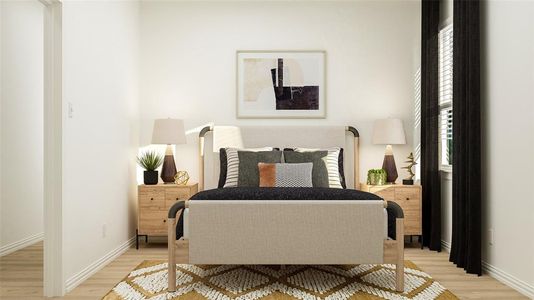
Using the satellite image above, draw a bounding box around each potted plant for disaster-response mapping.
[137,151,163,185]
[367,169,388,185]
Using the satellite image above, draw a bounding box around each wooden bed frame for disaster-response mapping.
[168,126,405,292]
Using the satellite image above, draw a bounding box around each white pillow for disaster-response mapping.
[224,147,273,188]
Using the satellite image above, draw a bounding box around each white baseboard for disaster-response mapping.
[65,236,135,293]
[0,232,44,257]
[441,240,534,299]
[482,261,534,299]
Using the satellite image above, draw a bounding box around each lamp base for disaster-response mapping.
[382,154,398,184]
[161,145,177,183]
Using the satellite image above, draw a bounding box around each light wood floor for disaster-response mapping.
[0,241,527,300]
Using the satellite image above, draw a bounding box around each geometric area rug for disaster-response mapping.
[102,260,458,300]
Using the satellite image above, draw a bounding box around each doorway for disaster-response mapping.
[0,0,63,297]
[0,0,46,296]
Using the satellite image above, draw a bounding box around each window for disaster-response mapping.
[439,24,453,170]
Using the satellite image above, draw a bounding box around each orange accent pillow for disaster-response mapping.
[258,163,276,187]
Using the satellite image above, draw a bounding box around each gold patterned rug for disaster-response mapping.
[103,260,458,300]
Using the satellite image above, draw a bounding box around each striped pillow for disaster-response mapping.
[293,148,343,189]
[223,147,273,188]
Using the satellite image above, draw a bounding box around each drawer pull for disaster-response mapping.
[406,197,410,200]
[150,198,154,200]
[163,219,166,223]
[176,197,180,200]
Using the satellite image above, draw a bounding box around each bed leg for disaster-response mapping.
[168,217,177,292]
[396,218,404,293]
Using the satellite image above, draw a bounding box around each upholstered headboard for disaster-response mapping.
[199,126,360,190]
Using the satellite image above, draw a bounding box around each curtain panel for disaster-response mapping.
[450,0,482,275]
[420,0,442,251]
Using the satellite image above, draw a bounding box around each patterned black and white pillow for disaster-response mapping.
[223,147,274,188]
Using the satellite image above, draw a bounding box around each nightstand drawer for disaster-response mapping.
[395,188,421,216]
[139,188,165,209]
[165,188,192,201]
[139,210,167,235]
[395,187,420,202]
[165,187,193,208]
[394,188,421,235]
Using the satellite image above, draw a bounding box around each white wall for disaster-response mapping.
[62,1,140,287]
[439,0,453,28]
[139,1,421,183]
[0,0,44,254]
[480,0,534,295]
[440,172,452,249]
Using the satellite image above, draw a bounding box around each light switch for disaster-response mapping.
[68,102,73,118]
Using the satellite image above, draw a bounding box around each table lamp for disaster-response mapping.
[151,118,186,183]
[372,118,406,184]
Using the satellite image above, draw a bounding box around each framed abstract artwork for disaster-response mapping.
[236,51,326,118]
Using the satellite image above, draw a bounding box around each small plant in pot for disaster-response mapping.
[137,151,163,185]
[367,169,388,185]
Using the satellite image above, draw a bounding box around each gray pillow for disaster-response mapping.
[283,151,329,187]
[237,151,282,187]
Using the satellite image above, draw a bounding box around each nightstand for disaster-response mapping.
[137,183,198,249]
[361,183,422,244]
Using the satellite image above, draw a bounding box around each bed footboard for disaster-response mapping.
[168,200,404,293]
[189,200,386,264]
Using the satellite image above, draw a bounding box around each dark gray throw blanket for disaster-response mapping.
[173,187,403,240]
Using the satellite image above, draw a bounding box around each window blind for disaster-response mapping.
[439,24,453,107]
[440,107,453,165]
[414,68,421,163]
[439,24,453,166]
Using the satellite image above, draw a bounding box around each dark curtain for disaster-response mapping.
[420,0,441,251]
[450,0,482,275]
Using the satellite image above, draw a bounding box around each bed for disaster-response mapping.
[167,126,405,292]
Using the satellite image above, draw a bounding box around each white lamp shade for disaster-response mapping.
[151,119,186,145]
[372,118,406,145]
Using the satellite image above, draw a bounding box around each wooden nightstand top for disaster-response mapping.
[139,183,198,188]
[360,183,421,190]
[361,183,421,187]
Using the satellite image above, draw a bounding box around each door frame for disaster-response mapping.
[39,0,63,296]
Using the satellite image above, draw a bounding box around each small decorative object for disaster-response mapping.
[137,150,163,185]
[402,152,417,185]
[151,118,187,183]
[174,171,190,186]
[236,51,326,118]
[372,118,406,183]
[367,169,387,186]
